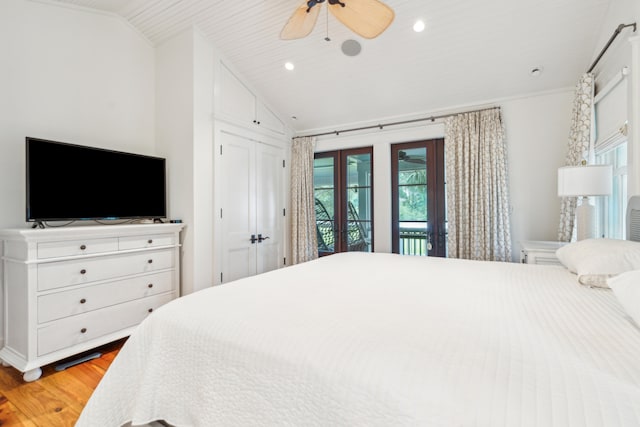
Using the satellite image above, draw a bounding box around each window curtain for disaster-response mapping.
[290,136,318,264]
[445,108,512,261]
[557,73,595,242]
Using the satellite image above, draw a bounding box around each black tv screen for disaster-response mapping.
[26,137,167,222]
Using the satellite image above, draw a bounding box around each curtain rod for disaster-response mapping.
[587,22,637,73]
[298,106,500,139]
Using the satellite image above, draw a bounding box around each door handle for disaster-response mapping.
[258,234,270,243]
[250,234,258,244]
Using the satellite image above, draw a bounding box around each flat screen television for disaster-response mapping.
[26,137,167,223]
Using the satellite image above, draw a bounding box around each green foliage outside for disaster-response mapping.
[399,169,427,222]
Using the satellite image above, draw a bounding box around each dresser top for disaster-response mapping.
[520,240,568,252]
[0,223,184,242]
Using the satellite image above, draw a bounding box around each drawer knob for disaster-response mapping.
[80,298,86,304]
[148,239,153,244]
[80,269,87,275]
[148,308,153,313]
[148,283,153,288]
[148,259,153,264]
[80,245,86,250]
[80,328,87,334]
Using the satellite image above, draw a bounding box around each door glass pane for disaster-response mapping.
[346,187,372,252]
[397,147,428,256]
[314,157,335,188]
[347,188,372,222]
[346,153,372,188]
[347,220,372,252]
[399,186,427,221]
[314,157,336,255]
[345,152,372,252]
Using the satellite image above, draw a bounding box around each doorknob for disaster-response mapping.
[258,234,270,243]
[250,234,258,244]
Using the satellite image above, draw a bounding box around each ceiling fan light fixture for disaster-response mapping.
[413,20,425,33]
[281,0,395,40]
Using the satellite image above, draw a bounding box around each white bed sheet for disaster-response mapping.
[77,253,640,426]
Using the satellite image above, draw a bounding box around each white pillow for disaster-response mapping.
[608,270,640,326]
[556,239,640,288]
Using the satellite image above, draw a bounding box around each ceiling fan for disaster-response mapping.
[399,151,426,164]
[280,0,395,40]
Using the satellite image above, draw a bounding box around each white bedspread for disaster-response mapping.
[77,253,640,427]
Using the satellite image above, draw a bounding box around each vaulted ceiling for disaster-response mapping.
[51,0,613,133]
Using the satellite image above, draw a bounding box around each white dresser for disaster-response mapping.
[0,223,184,381]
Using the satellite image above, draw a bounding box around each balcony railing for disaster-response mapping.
[400,231,428,256]
[399,222,428,256]
[317,221,436,256]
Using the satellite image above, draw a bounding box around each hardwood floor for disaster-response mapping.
[0,339,125,426]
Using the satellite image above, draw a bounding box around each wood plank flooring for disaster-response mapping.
[0,339,125,426]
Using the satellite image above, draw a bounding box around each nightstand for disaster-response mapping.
[520,240,568,266]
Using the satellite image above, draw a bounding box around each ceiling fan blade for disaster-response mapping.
[328,0,394,39]
[280,1,322,40]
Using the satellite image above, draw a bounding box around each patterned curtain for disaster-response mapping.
[557,73,595,242]
[445,108,512,261]
[290,136,318,264]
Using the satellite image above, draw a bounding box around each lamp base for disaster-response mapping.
[575,197,597,240]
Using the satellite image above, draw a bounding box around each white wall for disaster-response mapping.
[504,90,574,258]
[0,0,156,228]
[192,31,215,292]
[315,89,574,262]
[155,28,215,295]
[0,0,155,345]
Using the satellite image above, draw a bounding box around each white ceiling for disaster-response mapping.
[51,0,613,133]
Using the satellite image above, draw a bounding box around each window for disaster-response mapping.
[596,140,627,239]
[593,71,628,239]
[391,139,445,256]
[313,148,373,255]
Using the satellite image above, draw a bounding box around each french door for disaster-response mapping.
[313,147,373,255]
[391,139,445,257]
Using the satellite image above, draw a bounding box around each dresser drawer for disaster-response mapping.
[37,293,174,356]
[527,253,563,266]
[37,249,174,291]
[119,233,175,250]
[38,271,174,323]
[38,238,118,259]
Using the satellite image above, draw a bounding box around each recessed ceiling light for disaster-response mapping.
[413,20,425,33]
[285,62,295,71]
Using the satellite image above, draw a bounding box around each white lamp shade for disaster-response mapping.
[557,165,613,197]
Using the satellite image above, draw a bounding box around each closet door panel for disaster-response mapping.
[256,143,284,274]
[221,132,257,282]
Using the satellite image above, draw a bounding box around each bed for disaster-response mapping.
[77,209,640,426]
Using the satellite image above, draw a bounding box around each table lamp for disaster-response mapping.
[558,164,612,240]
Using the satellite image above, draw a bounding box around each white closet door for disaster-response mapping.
[220,131,285,283]
[256,143,284,274]
[221,133,257,282]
